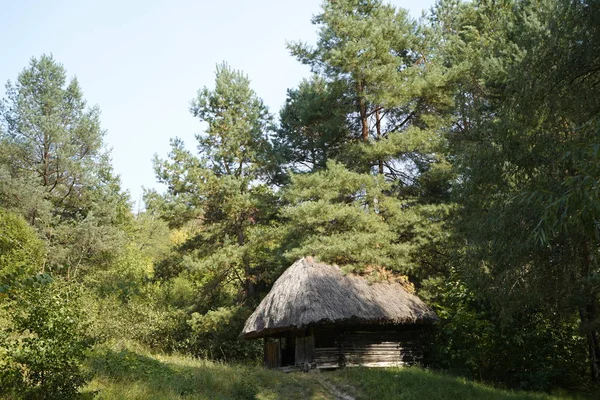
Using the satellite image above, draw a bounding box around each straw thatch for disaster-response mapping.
[241,257,438,339]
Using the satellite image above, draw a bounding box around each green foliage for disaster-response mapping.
[146,64,285,363]
[424,275,495,377]
[434,0,600,385]
[274,76,352,176]
[0,55,132,280]
[290,0,416,107]
[84,291,191,355]
[188,306,261,362]
[425,272,587,391]
[84,244,150,302]
[289,0,452,184]
[0,54,111,222]
[150,63,278,301]
[0,55,104,206]
[0,208,45,283]
[130,212,172,264]
[190,62,273,180]
[280,160,451,279]
[0,281,93,399]
[281,161,404,270]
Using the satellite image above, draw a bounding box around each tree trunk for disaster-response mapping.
[237,224,255,298]
[579,307,600,381]
[375,107,384,175]
[581,240,600,381]
[356,81,369,142]
[42,142,50,187]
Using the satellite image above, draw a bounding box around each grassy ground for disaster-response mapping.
[83,343,580,400]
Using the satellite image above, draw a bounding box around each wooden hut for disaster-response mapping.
[241,257,438,370]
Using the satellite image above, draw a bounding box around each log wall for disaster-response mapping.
[262,325,427,370]
[313,326,425,369]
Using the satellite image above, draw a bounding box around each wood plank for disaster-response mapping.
[312,326,427,369]
[295,334,315,366]
[265,341,282,369]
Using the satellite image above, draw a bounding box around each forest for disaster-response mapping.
[0,0,598,398]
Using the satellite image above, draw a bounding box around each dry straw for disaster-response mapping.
[242,257,438,339]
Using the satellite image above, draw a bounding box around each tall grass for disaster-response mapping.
[84,343,329,400]
[82,343,583,400]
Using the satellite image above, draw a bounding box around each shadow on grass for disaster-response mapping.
[328,367,570,400]
[85,348,578,400]
[85,347,329,400]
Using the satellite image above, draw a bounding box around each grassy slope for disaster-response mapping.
[83,345,576,400]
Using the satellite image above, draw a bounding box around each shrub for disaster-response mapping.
[0,281,93,399]
[0,209,45,284]
[427,276,587,391]
[188,306,261,362]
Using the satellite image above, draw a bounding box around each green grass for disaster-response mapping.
[84,343,330,400]
[83,343,582,400]
[327,368,576,400]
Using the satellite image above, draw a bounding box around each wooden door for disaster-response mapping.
[295,334,315,366]
[264,341,281,368]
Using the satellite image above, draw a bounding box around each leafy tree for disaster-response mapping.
[439,0,600,384]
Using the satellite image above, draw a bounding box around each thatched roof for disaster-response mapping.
[241,257,438,339]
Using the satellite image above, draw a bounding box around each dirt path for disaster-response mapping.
[319,380,357,400]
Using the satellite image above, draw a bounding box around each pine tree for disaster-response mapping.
[149,63,277,301]
[280,160,450,278]
[1,55,105,218]
[0,55,131,279]
[273,0,454,284]
[288,0,452,182]
[274,76,352,177]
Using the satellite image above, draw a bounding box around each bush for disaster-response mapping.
[188,306,261,362]
[0,209,45,284]
[0,281,93,399]
[82,279,193,355]
[427,276,587,391]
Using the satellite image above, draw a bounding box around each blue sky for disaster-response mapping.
[1,0,435,209]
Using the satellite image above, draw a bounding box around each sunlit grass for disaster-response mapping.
[83,342,584,400]
[84,342,329,400]
[328,367,575,400]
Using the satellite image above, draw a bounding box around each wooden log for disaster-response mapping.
[312,326,427,369]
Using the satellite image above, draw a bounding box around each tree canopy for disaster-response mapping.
[1,0,599,396]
